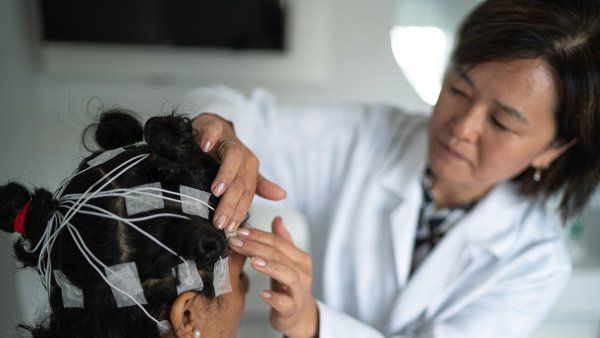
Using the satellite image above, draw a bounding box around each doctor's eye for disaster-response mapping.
[450,87,470,99]
[490,116,510,132]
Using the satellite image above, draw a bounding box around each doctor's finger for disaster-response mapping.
[272,216,293,244]
[251,258,302,295]
[228,237,294,267]
[213,176,245,230]
[196,117,224,153]
[271,217,314,276]
[226,178,254,232]
[226,159,259,232]
[236,226,307,265]
[256,174,287,201]
[227,194,253,232]
[261,291,296,317]
[210,143,243,197]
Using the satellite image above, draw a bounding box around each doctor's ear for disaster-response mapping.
[531,138,578,169]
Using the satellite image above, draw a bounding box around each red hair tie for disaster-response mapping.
[14,200,32,235]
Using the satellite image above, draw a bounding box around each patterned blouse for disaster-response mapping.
[410,169,476,277]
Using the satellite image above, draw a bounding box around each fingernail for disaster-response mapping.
[214,182,225,196]
[229,237,244,247]
[261,291,272,299]
[202,141,212,152]
[215,214,227,229]
[252,257,266,267]
[237,228,250,237]
[226,221,237,232]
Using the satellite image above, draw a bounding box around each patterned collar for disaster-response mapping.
[421,168,475,212]
[410,168,478,275]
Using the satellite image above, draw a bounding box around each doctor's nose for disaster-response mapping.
[448,105,486,143]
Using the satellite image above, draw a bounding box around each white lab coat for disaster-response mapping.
[184,85,571,338]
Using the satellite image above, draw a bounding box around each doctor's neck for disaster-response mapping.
[429,174,493,209]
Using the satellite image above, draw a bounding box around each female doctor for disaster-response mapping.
[186,0,600,337]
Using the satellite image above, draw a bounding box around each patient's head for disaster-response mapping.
[0,110,249,337]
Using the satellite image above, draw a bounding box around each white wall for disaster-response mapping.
[0,0,46,335]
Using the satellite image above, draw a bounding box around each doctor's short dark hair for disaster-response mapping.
[0,110,234,337]
[451,0,600,220]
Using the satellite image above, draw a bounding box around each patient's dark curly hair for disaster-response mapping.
[0,110,231,337]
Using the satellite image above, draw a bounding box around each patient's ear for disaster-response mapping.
[170,291,199,338]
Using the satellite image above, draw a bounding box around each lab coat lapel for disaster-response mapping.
[385,182,525,333]
[378,127,428,288]
[386,215,472,332]
[461,183,524,257]
[423,183,525,320]
[388,179,421,287]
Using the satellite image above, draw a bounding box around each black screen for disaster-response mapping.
[40,0,286,50]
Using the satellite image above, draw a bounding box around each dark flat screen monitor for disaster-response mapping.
[39,0,286,50]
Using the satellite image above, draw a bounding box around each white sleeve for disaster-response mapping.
[183,85,414,217]
[183,85,245,122]
[318,301,413,338]
[317,301,387,338]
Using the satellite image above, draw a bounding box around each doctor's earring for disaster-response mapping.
[193,328,202,337]
[533,166,545,182]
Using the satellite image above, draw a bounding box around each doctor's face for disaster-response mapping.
[427,58,564,190]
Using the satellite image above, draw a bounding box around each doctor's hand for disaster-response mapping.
[192,113,287,232]
[229,217,319,338]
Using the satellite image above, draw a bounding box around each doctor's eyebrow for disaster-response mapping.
[457,68,476,88]
[457,68,529,124]
[493,100,529,124]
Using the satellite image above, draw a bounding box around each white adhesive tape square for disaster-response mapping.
[125,182,165,215]
[213,256,232,297]
[87,148,126,167]
[105,262,148,308]
[54,270,84,308]
[180,186,211,218]
[173,260,204,295]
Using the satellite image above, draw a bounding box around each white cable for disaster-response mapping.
[52,163,95,199]
[60,200,189,262]
[65,219,159,325]
[30,149,233,325]
[34,154,149,290]
[60,201,190,222]
[60,154,149,228]
[33,154,149,254]
[61,186,216,212]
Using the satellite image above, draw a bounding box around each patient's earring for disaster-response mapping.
[193,328,202,338]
